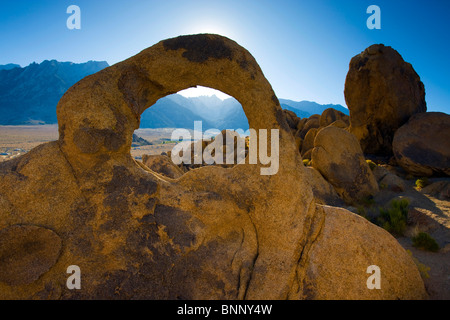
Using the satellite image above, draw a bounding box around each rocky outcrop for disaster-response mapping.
[141,154,184,179]
[0,34,425,300]
[372,165,407,192]
[393,112,450,177]
[299,205,427,300]
[300,116,320,139]
[301,128,318,157]
[311,126,379,204]
[304,167,344,207]
[345,44,427,155]
[420,181,450,200]
[319,108,349,128]
[0,225,62,286]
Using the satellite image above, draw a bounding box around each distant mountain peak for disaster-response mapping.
[0,59,347,128]
[279,98,348,118]
[0,63,21,71]
[0,60,109,125]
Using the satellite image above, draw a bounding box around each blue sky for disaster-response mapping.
[1,0,449,113]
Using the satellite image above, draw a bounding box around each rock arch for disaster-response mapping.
[57,34,294,172]
[0,34,426,300]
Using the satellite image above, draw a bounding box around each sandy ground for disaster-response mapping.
[398,192,450,300]
[367,177,450,300]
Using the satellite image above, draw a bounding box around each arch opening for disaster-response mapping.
[132,86,251,178]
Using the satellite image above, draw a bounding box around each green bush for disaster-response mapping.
[406,250,430,279]
[415,177,429,189]
[356,206,367,218]
[360,195,375,207]
[412,232,440,252]
[366,159,377,171]
[377,198,409,236]
[302,159,311,167]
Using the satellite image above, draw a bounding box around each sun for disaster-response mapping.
[178,86,232,100]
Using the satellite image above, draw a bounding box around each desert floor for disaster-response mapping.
[0,125,175,162]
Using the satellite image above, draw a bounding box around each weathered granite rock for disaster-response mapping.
[304,167,344,207]
[0,225,62,286]
[141,154,184,179]
[393,112,450,177]
[0,34,313,300]
[296,205,427,300]
[345,44,426,155]
[379,173,407,193]
[420,181,450,200]
[0,34,425,300]
[300,117,320,139]
[311,126,379,204]
[301,128,318,157]
[328,119,348,129]
[319,108,349,128]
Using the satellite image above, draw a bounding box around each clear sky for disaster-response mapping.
[1,0,449,113]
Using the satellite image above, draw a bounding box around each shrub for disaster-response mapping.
[356,206,367,218]
[415,177,429,189]
[302,159,311,167]
[366,159,377,171]
[377,198,409,236]
[412,232,440,252]
[406,250,430,279]
[360,195,375,207]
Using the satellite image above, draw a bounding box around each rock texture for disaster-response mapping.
[141,154,184,179]
[319,108,349,128]
[301,128,318,157]
[0,225,62,286]
[0,34,425,300]
[311,126,379,204]
[345,44,427,155]
[421,181,450,200]
[299,205,427,300]
[304,167,344,207]
[393,112,450,177]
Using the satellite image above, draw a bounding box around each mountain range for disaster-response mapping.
[0,60,109,124]
[0,60,348,129]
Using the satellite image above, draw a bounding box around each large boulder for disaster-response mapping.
[299,116,320,139]
[319,108,349,128]
[393,112,450,177]
[141,154,184,179]
[297,205,427,300]
[283,109,300,130]
[311,126,379,204]
[304,167,344,207]
[301,128,318,157]
[0,34,425,300]
[420,181,450,200]
[345,44,426,155]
